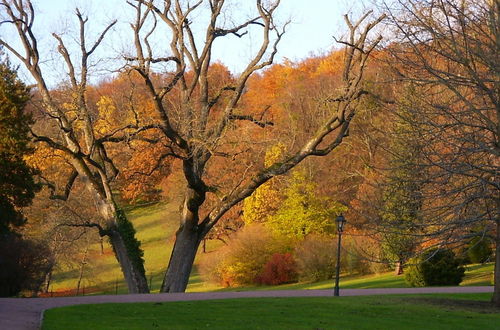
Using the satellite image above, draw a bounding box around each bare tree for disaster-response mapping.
[383,0,499,305]
[0,0,149,293]
[126,0,385,292]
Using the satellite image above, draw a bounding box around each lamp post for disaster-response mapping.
[334,214,346,296]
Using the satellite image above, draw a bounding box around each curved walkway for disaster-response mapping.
[0,286,493,330]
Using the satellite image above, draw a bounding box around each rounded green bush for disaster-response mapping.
[405,248,465,287]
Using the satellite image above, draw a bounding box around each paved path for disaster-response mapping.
[0,286,493,330]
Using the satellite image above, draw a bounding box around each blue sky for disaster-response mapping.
[5,1,362,82]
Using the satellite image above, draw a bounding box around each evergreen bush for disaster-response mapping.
[405,248,465,287]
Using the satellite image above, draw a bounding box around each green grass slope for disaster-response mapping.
[47,202,494,295]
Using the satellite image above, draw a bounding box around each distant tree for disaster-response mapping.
[91,72,172,203]
[0,56,40,235]
[379,88,425,275]
[242,143,286,225]
[267,170,346,240]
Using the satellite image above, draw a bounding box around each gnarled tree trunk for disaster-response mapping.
[161,224,202,293]
[161,189,204,293]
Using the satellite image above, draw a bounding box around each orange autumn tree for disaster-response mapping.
[90,72,172,203]
[240,47,385,205]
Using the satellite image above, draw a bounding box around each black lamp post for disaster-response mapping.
[334,214,346,296]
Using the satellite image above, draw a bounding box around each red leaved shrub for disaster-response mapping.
[256,253,298,285]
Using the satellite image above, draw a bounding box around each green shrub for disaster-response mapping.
[405,248,465,287]
[294,234,336,282]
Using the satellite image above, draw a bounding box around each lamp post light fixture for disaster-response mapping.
[334,214,347,296]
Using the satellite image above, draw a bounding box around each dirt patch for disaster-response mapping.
[406,297,500,314]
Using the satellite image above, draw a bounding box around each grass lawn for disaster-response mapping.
[42,293,500,329]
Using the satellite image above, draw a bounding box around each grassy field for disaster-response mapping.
[47,202,495,295]
[42,293,500,329]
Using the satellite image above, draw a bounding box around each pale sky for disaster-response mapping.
[3,0,366,84]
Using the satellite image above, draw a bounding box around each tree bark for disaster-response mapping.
[160,222,202,293]
[492,220,500,307]
[161,181,206,293]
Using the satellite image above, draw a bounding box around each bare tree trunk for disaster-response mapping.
[160,222,202,293]
[98,199,149,294]
[492,220,500,307]
[43,270,53,293]
[394,261,404,275]
[100,237,104,255]
[161,182,206,293]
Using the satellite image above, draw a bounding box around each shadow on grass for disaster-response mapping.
[406,297,500,314]
[132,216,167,233]
[344,278,407,289]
